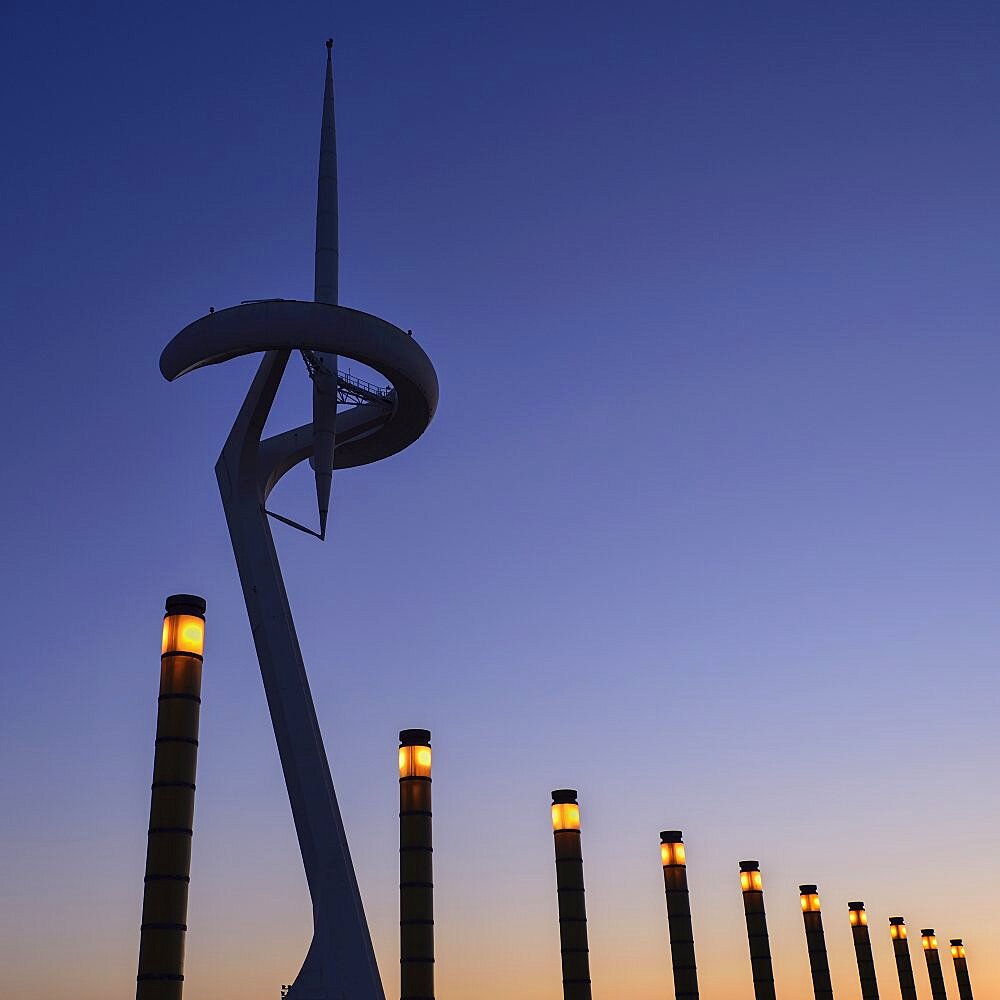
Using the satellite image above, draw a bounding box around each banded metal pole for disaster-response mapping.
[136,595,206,1000]
[949,940,974,1000]
[551,789,592,1000]
[888,918,919,1000]
[799,885,834,1000]
[848,902,880,1000]
[739,861,776,1000]
[399,729,434,1000]
[921,930,949,1000]
[661,831,699,1000]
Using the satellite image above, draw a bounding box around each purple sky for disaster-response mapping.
[2,2,999,997]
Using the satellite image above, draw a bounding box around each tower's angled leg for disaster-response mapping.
[217,351,385,1000]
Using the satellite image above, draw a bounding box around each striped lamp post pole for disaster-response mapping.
[949,940,974,1000]
[661,831,699,1000]
[739,861,776,1000]
[921,930,949,1000]
[550,789,592,1000]
[888,918,918,1000]
[848,902,879,1000]
[136,595,207,1000]
[799,885,834,1000]
[399,729,434,1000]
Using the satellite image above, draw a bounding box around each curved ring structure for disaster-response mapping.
[160,299,438,468]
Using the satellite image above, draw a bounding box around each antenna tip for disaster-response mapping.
[326,38,333,50]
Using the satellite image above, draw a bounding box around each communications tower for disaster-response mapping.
[159,42,439,1000]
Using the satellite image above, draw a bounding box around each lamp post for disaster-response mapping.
[738,861,776,1000]
[398,730,434,1000]
[921,930,949,1000]
[661,831,699,1000]
[949,940,974,1000]
[136,595,206,1000]
[888,918,918,1000]
[799,885,834,1000]
[848,902,879,1000]
[551,790,592,1000]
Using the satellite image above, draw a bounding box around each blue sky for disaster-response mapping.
[2,2,999,997]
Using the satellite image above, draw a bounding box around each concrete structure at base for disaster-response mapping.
[921,930,949,1000]
[888,918,919,1000]
[159,41,438,1000]
[660,832,699,1000]
[738,861,776,1000]
[136,595,207,1000]
[551,790,593,1000]
[799,885,834,1000]
[848,902,880,1000]
[399,730,434,1000]
[950,939,974,1000]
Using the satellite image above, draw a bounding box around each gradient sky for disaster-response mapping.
[2,2,999,998]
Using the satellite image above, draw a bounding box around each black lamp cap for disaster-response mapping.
[399,729,431,747]
[165,594,207,618]
[848,901,866,910]
[889,916,906,925]
[551,788,578,804]
[921,928,936,937]
[739,860,760,872]
[800,884,818,894]
[660,830,683,843]
[950,938,963,946]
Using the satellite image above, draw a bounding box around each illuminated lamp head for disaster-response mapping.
[848,901,868,926]
[889,917,907,940]
[162,594,206,657]
[799,885,821,912]
[660,831,686,867]
[739,860,763,892]
[398,729,432,779]
[551,789,580,831]
[921,930,938,952]
[950,939,965,959]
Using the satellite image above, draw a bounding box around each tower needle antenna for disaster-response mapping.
[312,37,339,539]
